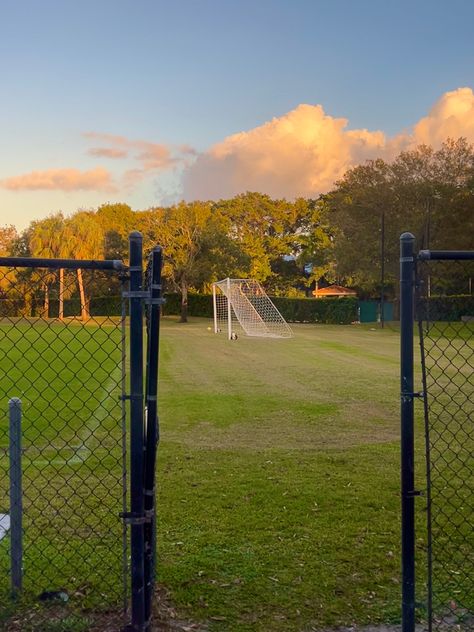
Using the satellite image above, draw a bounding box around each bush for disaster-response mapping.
[418,294,474,321]
[162,293,358,324]
[272,296,358,324]
[161,293,213,318]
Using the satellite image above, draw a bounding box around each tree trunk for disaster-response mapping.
[180,281,188,323]
[77,268,89,321]
[59,268,64,320]
[43,284,49,318]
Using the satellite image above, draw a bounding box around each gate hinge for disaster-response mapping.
[406,489,423,498]
[401,391,424,399]
[119,394,143,401]
[119,511,152,525]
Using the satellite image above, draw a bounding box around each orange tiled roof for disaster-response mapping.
[312,285,357,297]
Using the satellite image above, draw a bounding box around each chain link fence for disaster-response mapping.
[0,258,129,630]
[417,256,474,631]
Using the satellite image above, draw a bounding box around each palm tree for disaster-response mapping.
[66,212,104,321]
[29,213,68,319]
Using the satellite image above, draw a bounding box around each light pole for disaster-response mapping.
[380,208,385,328]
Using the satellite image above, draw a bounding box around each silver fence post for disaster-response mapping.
[9,397,23,595]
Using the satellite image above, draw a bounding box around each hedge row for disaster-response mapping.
[162,293,213,318]
[272,296,358,324]
[417,295,474,321]
[0,296,123,318]
[3,292,471,324]
[162,293,359,324]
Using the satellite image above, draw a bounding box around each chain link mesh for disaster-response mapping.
[0,263,128,630]
[417,258,474,631]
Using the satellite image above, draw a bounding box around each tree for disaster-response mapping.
[141,201,249,322]
[66,211,105,320]
[0,225,19,298]
[325,138,474,296]
[95,203,136,260]
[0,225,17,256]
[215,192,332,294]
[29,213,69,317]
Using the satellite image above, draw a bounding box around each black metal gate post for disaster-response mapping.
[400,232,416,632]
[143,247,163,624]
[128,231,146,630]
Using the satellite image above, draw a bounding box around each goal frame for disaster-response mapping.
[212,277,293,340]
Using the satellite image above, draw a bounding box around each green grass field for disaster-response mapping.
[0,316,471,631]
[156,319,407,631]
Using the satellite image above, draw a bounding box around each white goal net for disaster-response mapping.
[212,278,293,339]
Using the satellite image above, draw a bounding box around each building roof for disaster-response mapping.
[312,285,357,297]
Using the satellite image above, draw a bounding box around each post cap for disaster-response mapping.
[400,232,415,241]
[129,230,143,240]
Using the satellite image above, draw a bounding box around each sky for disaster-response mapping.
[1,0,474,230]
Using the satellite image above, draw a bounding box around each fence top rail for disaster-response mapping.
[418,249,474,261]
[0,256,126,271]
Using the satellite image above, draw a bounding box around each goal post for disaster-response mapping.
[212,278,293,340]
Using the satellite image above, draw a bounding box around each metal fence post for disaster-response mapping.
[129,231,146,630]
[400,232,416,632]
[143,247,163,624]
[9,397,23,595]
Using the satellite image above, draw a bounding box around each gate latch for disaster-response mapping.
[122,290,166,306]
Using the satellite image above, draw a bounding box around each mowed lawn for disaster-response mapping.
[1,317,468,631]
[156,318,422,631]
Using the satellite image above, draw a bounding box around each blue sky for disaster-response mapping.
[1,0,474,229]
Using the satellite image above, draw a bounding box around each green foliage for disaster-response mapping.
[0,224,18,256]
[272,296,358,324]
[418,294,474,321]
[326,138,474,295]
[162,293,358,324]
[214,192,332,293]
[140,201,249,321]
[162,293,214,318]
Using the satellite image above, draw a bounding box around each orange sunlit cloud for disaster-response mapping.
[0,167,116,192]
[83,131,194,172]
[183,87,474,200]
[88,147,129,159]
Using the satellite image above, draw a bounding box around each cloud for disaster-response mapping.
[1,167,116,192]
[83,131,194,172]
[88,147,128,159]
[411,87,474,146]
[183,87,474,200]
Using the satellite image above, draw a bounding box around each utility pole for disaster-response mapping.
[380,209,385,328]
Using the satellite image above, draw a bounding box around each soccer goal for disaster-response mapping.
[212,278,293,340]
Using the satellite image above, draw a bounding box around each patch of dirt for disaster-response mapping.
[312,625,473,632]
[2,585,208,632]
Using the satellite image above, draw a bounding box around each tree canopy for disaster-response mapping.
[1,137,472,309]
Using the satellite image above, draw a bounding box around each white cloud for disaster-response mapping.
[183,87,474,200]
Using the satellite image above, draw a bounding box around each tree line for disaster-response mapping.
[1,138,473,321]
